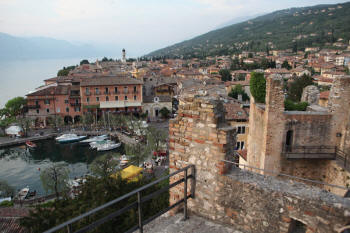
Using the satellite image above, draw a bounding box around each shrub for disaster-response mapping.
[0,200,14,207]
[284,99,308,111]
[250,72,266,103]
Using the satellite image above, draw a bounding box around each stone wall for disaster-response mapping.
[168,91,350,233]
[218,169,350,233]
[168,93,235,219]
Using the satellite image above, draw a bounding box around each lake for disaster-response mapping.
[0,139,124,196]
[0,57,100,108]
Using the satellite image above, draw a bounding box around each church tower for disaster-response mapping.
[122,48,126,63]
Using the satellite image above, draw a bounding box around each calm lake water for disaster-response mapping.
[0,57,100,108]
[0,139,124,196]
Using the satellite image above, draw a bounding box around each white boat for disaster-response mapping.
[97,142,121,151]
[17,187,29,200]
[89,140,113,149]
[55,134,87,143]
[80,135,108,144]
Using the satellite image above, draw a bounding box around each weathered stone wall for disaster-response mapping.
[218,169,350,233]
[283,113,332,147]
[168,93,235,219]
[328,76,350,148]
[246,98,265,170]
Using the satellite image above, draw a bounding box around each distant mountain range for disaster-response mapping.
[0,32,115,60]
[147,2,350,58]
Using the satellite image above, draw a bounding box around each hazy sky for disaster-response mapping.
[0,0,348,56]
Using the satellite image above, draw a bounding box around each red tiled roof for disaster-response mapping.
[320,91,330,99]
[237,149,247,160]
[0,218,27,233]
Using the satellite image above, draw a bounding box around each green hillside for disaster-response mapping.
[147,2,350,58]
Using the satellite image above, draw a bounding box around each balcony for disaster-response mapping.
[282,145,337,159]
[85,92,91,96]
[104,91,110,95]
[27,104,40,109]
[113,91,120,94]
[95,92,101,95]
[70,103,81,107]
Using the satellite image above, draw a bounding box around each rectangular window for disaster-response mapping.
[44,99,50,105]
[95,88,100,94]
[46,108,50,113]
[106,96,109,101]
[36,109,39,114]
[85,87,90,94]
[114,87,118,94]
[235,142,240,150]
[75,107,80,112]
[124,86,128,94]
[134,95,136,100]
[66,107,69,113]
[115,96,118,101]
[134,86,137,93]
[57,107,60,113]
[35,100,39,105]
[96,97,99,101]
[64,99,69,104]
[237,126,246,134]
[87,97,90,103]
[124,96,128,100]
[105,87,109,94]
[241,141,245,149]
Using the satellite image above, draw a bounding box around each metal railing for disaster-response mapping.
[44,164,195,233]
[282,145,337,159]
[222,159,349,192]
[335,148,350,171]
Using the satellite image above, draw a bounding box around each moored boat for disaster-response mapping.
[25,140,37,149]
[89,140,113,149]
[17,187,29,200]
[97,142,121,151]
[80,135,108,144]
[55,134,87,143]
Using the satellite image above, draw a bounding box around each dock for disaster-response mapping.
[0,133,57,149]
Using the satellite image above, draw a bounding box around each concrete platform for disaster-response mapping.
[140,213,242,233]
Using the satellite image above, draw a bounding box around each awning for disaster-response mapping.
[100,101,142,109]
[111,165,143,182]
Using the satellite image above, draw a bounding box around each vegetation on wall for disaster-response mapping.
[229,84,250,101]
[250,72,266,103]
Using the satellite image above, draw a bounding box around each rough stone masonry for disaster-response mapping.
[168,90,350,233]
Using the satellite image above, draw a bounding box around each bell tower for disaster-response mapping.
[122,48,126,63]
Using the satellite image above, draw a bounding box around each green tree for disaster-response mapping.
[0,180,15,198]
[147,126,167,153]
[250,72,266,103]
[90,153,120,179]
[101,57,109,62]
[281,60,292,70]
[125,142,151,167]
[287,74,314,102]
[40,163,70,199]
[229,85,250,101]
[5,97,26,117]
[17,117,33,137]
[57,66,76,76]
[284,99,308,111]
[80,59,89,65]
[219,69,231,81]
[159,107,170,118]
[82,112,94,128]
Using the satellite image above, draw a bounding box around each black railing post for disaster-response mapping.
[191,165,196,199]
[66,224,72,233]
[137,192,143,233]
[183,169,188,220]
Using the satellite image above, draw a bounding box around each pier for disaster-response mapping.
[0,133,57,149]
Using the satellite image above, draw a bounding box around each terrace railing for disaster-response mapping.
[44,164,195,233]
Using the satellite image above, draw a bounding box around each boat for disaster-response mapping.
[17,187,29,200]
[97,142,121,151]
[89,140,113,149]
[80,135,108,144]
[120,155,129,167]
[25,140,37,149]
[55,134,87,143]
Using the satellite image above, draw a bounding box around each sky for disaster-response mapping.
[0,0,348,56]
